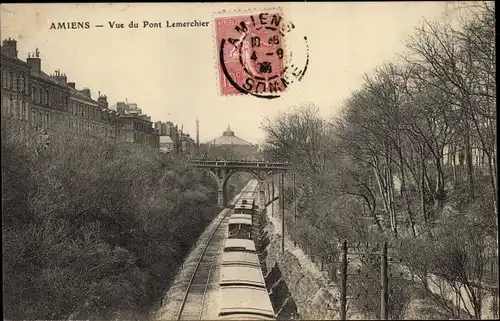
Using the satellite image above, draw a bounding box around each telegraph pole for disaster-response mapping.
[293,172,296,222]
[340,240,348,321]
[293,172,297,247]
[380,241,389,320]
[271,175,275,217]
[280,172,285,253]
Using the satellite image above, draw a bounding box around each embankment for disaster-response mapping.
[259,201,368,320]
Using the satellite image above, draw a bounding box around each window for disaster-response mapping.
[7,71,12,89]
[20,74,25,93]
[12,73,17,92]
[6,97,11,116]
[21,102,26,120]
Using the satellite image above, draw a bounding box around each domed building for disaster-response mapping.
[202,125,259,160]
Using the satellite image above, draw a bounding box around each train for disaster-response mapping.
[217,183,276,320]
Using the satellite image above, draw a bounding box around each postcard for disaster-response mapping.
[2,2,497,321]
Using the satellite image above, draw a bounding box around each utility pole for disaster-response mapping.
[340,240,348,321]
[293,172,296,222]
[293,172,297,247]
[271,176,275,217]
[281,172,285,253]
[380,241,388,320]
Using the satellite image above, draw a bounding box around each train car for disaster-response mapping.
[218,286,276,320]
[220,264,267,288]
[230,213,252,221]
[224,238,256,252]
[234,204,254,215]
[228,216,253,239]
[222,250,260,267]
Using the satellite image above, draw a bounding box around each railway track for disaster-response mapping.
[176,179,258,320]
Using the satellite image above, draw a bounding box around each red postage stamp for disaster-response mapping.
[214,9,289,98]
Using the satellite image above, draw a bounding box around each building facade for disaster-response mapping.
[154,120,197,154]
[2,38,178,152]
[28,49,70,135]
[1,38,126,146]
[159,135,174,153]
[154,120,173,136]
[51,70,121,141]
[1,38,33,137]
[181,133,196,154]
[116,101,159,149]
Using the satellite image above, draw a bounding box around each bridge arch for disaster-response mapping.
[195,167,261,207]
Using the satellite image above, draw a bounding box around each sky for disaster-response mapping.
[0,2,463,144]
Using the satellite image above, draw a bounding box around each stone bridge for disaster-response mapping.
[188,160,290,207]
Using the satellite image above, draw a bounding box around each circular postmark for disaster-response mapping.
[215,10,309,99]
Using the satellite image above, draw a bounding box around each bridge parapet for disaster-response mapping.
[189,160,290,170]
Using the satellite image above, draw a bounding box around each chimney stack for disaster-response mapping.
[52,69,68,84]
[26,48,41,74]
[68,82,76,89]
[80,87,91,98]
[97,93,108,109]
[2,38,18,58]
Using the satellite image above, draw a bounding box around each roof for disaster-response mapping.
[160,136,174,144]
[224,239,256,252]
[218,286,275,319]
[67,86,97,104]
[0,46,29,68]
[31,70,68,88]
[222,251,260,266]
[231,214,252,220]
[237,199,255,205]
[218,314,275,320]
[119,113,153,123]
[221,265,266,288]
[238,201,255,205]
[234,209,254,215]
[206,125,253,146]
[228,217,253,226]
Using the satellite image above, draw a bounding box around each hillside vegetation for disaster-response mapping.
[2,119,247,320]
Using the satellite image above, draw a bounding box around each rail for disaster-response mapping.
[176,179,258,320]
